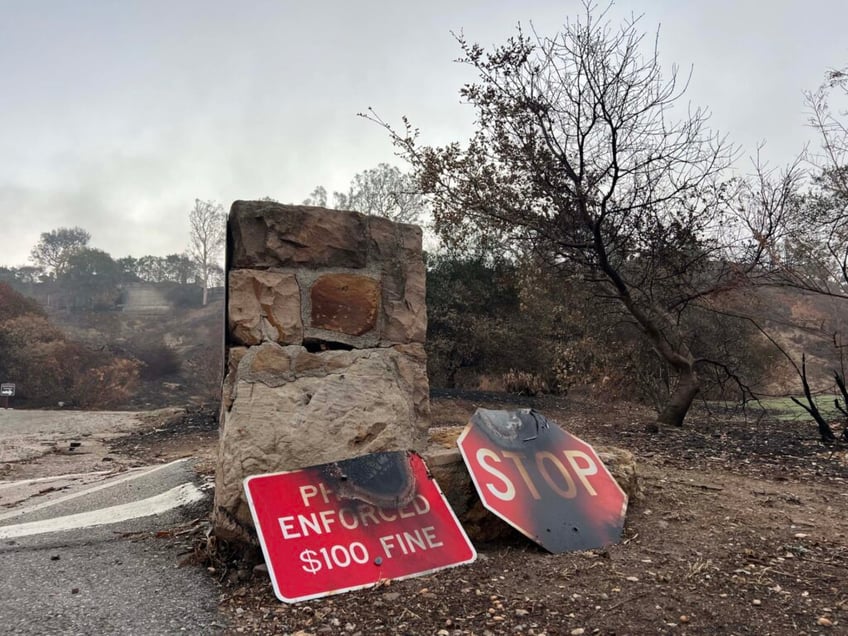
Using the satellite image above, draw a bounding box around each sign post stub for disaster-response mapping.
[457,408,627,553]
[0,383,14,408]
[244,450,476,603]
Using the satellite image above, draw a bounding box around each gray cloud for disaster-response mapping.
[1,0,846,266]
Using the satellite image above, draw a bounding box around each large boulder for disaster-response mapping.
[214,342,430,539]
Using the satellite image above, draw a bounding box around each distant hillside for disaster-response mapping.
[45,291,224,409]
[4,273,845,410]
[734,286,846,395]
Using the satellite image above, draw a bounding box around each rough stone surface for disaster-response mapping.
[229,202,368,269]
[424,427,639,543]
[310,273,380,336]
[222,347,247,411]
[228,270,302,346]
[227,200,427,347]
[217,203,430,542]
[381,258,427,345]
[214,343,430,535]
[368,215,421,262]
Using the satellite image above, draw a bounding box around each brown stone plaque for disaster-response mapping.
[310,274,380,336]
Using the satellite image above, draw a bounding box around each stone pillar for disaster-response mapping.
[213,201,429,541]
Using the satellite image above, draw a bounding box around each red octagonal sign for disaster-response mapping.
[458,408,627,553]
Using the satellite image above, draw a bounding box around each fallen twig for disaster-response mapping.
[669,480,724,491]
[607,591,651,612]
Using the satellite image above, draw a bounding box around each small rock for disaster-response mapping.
[752,599,762,606]
[71,588,79,594]
[679,615,690,624]
[625,576,639,582]
[437,631,450,636]
[515,609,530,617]
[253,563,268,574]
[50,555,60,561]
[817,617,833,627]
[571,629,586,636]
[383,592,400,602]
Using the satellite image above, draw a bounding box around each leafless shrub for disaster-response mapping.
[502,369,548,396]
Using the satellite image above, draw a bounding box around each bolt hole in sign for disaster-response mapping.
[457,409,628,553]
[244,450,476,603]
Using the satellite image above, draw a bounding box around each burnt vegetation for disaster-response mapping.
[365,2,848,442]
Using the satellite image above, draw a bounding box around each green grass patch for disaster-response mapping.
[754,395,843,421]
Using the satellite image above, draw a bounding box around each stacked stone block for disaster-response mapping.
[213,201,429,540]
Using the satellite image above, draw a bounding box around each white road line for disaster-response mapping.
[0,467,147,489]
[0,458,191,523]
[0,482,206,539]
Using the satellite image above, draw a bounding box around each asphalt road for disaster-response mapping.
[0,410,228,635]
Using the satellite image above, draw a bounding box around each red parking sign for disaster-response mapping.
[458,409,627,553]
[244,451,476,603]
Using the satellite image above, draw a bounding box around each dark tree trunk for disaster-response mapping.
[657,365,700,427]
[615,292,701,428]
[591,220,702,429]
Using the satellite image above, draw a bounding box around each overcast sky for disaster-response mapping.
[1,0,846,267]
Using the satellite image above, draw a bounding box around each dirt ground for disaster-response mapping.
[95,391,847,636]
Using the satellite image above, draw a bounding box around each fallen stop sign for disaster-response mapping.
[458,409,627,553]
[244,451,476,603]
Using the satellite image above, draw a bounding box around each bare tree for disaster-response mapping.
[189,199,225,306]
[807,68,848,195]
[334,163,425,224]
[799,68,848,297]
[302,186,328,207]
[303,165,426,224]
[368,4,750,427]
[739,68,848,442]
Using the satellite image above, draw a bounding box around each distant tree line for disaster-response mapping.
[0,199,227,309]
